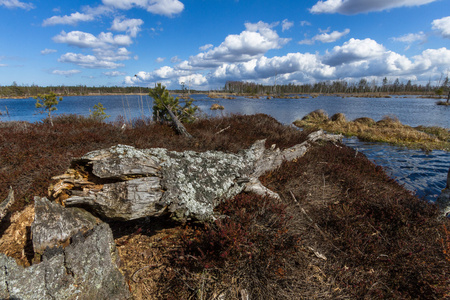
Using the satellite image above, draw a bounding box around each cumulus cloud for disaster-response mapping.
[188,21,291,68]
[432,16,450,39]
[43,12,95,26]
[53,31,133,48]
[156,57,166,63]
[102,0,184,16]
[323,38,386,66]
[299,28,350,45]
[52,69,82,76]
[41,48,57,55]
[59,53,125,69]
[310,0,438,15]
[125,66,194,85]
[199,44,213,51]
[281,19,294,32]
[0,0,34,10]
[93,47,131,61]
[110,17,144,37]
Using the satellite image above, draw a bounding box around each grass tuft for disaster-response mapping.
[294,111,450,151]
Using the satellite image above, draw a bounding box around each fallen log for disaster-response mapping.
[50,130,342,221]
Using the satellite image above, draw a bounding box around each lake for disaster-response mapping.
[1,94,449,201]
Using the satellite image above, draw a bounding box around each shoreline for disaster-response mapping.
[1,91,447,100]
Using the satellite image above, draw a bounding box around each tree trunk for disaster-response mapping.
[50,130,341,221]
[163,102,192,138]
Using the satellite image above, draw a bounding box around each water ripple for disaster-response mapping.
[343,137,449,201]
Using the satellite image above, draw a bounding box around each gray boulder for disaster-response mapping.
[0,222,130,300]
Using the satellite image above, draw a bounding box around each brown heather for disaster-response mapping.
[0,113,449,299]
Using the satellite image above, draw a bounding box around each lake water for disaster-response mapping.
[1,94,449,201]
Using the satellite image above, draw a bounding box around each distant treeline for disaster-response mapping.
[224,77,449,95]
[0,83,153,98]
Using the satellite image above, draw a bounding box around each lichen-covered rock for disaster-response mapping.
[436,167,450,217]
[437,189,450,216]
[0,223,130,300]
[32,197,100,254]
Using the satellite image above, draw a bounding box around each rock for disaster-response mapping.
[0,222,130,300]
[32,197,100,254]
[0,187,14,221]
[52,130,342,221]
[436,167,450,217]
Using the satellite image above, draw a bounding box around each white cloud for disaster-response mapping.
[178,74,207,86]
[102,0,184,16]
[53,31,132,48]
[0,0,34,10]
[59,53,125,69]
[103,71,126,76]
[189,21,291,68]
[110,17,144,37]
[299,28,350,45]
[199,44,213,51]
[323,38,386,66]
[310,0,438,15]
[41,48,57,55]
[392,31,426,43]
[156,57,166,63]
[43,12,95,26]
[281,19,294,32]
[93,47,131,61]
[432,16,450,39]
[412,47,450,71]
[171,56,181,63]
[52,69,82,76]
[300,20,312,26]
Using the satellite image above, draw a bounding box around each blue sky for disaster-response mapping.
[0,0,449,90]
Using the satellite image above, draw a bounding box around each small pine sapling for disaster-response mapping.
[89,102,110,122]
[34,92,62,126]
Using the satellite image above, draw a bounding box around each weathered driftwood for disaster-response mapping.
[51,130,341,221]
[0,187,14,221]
[0,197,130,300]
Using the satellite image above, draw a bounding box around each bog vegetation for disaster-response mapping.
[294,110,450,151]
[0,113,449,299]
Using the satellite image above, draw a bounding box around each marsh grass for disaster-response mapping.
[294,110,450,151]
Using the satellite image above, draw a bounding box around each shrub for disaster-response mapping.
[161,193,302,299]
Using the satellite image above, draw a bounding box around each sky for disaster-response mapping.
[0,0,449,90]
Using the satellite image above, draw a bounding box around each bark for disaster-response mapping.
[50,130,341,221]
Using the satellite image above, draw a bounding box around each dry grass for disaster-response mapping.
[294,110,450,151]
